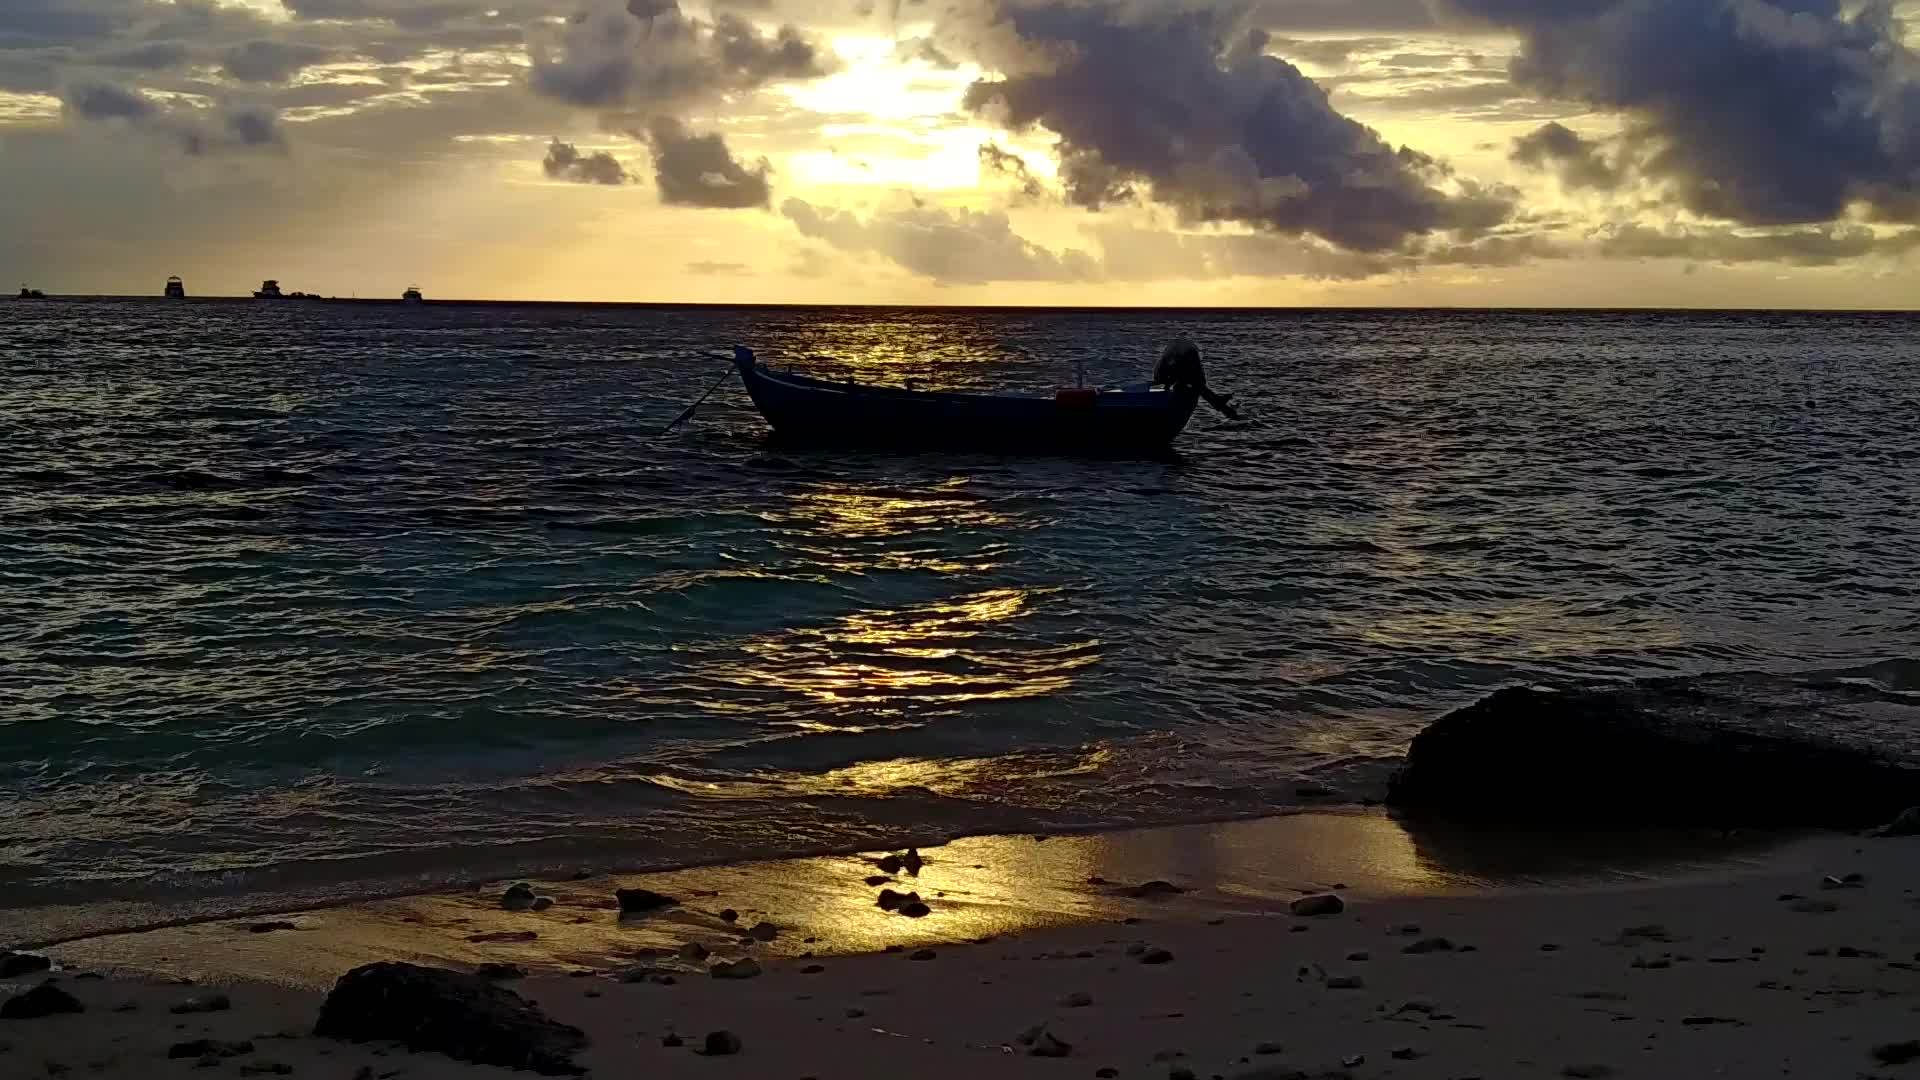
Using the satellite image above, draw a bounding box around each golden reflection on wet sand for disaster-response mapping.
[52,811,1809,990]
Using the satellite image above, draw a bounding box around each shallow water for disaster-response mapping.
[3,300,1917,931]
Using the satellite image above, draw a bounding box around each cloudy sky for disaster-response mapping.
[4,0,1919,305]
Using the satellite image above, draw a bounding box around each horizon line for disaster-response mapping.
[11,295,1920,315]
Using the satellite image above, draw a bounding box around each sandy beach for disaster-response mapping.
[6,811,1918,1079]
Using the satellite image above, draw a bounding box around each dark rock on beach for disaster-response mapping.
[1,983,83,1020]
[476,963,527,981]
[167,1039,253,1060]
[1119,880,1186,899]
[0,953,53,978]
[701,1030,742,1056]
[898,900,931,918]
[247,921,299,934]
[614,888,677,914]
[1289,894,1344,917]
[1389,668,1920,826]
[169,993,231,1015]
[314,962,587,1075]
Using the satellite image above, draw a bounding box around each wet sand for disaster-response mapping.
[5,812,1915,1078]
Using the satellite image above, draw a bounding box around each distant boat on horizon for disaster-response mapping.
[164,275,186,299]
[253,279,324,300]
[402,284,424,304]
[16,285,45,299]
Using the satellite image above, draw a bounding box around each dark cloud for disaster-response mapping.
[1251,0,1441,32]
[64,79,157,121]
[95,40,194,70]
[783,197,1100,283]
[542,137,632,184]
[646,117,771,208]
[527,2,834,109]
[1510,122,1621,190]
[61,78,285,155]
[960,2,1513,252]
[1441,0,1920,225]
[223,40,332,83]
[978,141,1044,199]
[1597,223,1920,266]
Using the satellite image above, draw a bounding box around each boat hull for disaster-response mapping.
[733,348,1198,454]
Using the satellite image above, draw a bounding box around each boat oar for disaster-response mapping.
[661,364,737,435]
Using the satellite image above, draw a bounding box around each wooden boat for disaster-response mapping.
[730,346,1200,453]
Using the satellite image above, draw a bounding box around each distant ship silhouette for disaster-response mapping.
[254,279,323,300]
[16,285,45,299]
[165,275,186,299]
[402,284,424,303]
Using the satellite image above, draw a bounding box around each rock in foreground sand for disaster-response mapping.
[314,961,587,1075]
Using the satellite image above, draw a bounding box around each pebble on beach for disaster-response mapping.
[614,888,678,915]
[169,993,232,1015]
[746,922,779,942]
[1289,894,1344,917]
[701,1030,742,1056]
[709,957,763,980]
[0,983,83,1020]
[0,953,52,979]
[500,883,537,911]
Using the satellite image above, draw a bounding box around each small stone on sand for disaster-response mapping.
[746,922,779,942]
[709,957,763,980]
[500,883,536,911]
[910,949,936,961]
[719,909,738,923]
[614,888,678,914]
[1139,948,1174,965]
[169,994,231,1015]
[701,1030,742,1056]
[1289,894,1344,917]
[0,983,83,1020]
[899,901,931,918]
[801,964,826,974]
[1402,937,1455,954]
[1873,1041,1920,1065]
[247,922,299,934]
[1060,992,1093,1008]
[167,1040,253,1060]
[1325,975,1365,990]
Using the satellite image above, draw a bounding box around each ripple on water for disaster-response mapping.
[1,302,1918,928]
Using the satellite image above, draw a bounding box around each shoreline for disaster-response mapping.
[23,810,1838,988]
[5,812,1914,1078]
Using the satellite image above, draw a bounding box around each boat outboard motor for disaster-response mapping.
[1155,338,1238,420]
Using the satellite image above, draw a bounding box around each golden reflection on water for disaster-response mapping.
[731,586,1088,709]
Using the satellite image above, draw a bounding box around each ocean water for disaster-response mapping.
[3,300,1918,934]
